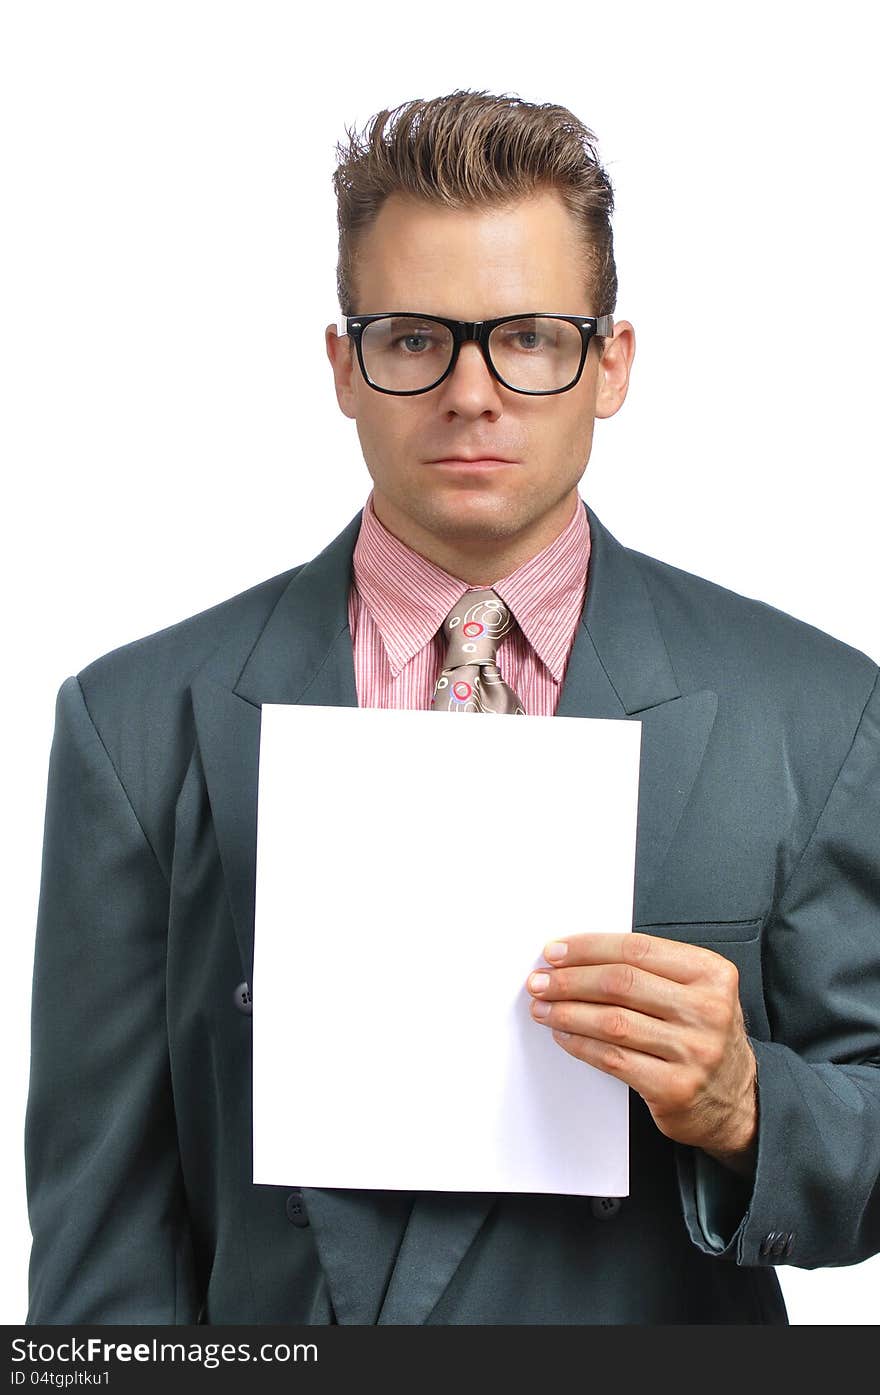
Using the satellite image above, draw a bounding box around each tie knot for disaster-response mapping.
[441,588,513,668]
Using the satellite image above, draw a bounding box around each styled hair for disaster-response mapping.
[331,89,618,343]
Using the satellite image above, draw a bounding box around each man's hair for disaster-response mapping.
[331,89,617,341]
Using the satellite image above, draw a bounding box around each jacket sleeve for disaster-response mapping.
[675,663,880,1268]
[25,676,201,1322]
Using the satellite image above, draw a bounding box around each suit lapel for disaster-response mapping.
[191,511,361,985]
[555,505,718,922]
[189,499,717,1325]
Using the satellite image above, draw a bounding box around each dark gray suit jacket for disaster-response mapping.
[25,501,880,1324]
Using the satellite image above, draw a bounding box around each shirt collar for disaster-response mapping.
[352,490,590,680]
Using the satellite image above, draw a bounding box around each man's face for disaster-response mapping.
[326,188,633,563]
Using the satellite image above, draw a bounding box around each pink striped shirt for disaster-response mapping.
[347,491,591,716]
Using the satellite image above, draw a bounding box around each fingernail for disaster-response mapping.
[529,972,550,993]
[532,1000,551,1019]
[545,942,568,962]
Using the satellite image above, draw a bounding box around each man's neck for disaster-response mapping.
[370,490,580,586]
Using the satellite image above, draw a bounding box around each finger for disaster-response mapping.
[527,961,686,1023]
[530,998,687,1063]
[542,931,725,986]
[527,957,738,1034]
[527,960,680,1014]
[550,1028,682,1101]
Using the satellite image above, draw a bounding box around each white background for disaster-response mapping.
[3,0,878,1325]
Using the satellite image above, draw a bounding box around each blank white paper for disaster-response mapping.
[252,704,642,1196]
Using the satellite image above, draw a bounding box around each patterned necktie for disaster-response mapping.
[430,588,527,714]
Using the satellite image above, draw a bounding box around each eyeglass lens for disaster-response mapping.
[360,316,585,392]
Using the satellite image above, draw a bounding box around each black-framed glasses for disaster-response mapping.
[334,311,614,396]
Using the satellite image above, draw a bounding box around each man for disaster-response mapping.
[25,90,880,1325]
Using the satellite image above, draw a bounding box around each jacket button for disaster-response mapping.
[233,981,252,1015]
[286,1189,309,1227]
[591,1196,623,1220]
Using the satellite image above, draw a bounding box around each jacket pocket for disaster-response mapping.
[634,918,771,1040]
[635,917,762,943]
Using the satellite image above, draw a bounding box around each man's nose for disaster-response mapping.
[440,339,503,408]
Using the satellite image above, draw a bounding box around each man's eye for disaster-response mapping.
[500,328,548,350]
[392,333,436,353]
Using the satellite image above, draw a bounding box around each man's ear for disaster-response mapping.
[593,320,636,420]
[325,324,358,420]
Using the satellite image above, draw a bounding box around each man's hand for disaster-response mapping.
[525,933,758,1176]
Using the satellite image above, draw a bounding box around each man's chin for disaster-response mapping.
[372,478,562,551]
[413,496,528,543]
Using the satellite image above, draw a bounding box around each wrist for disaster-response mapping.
[703,1051,759,1179]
